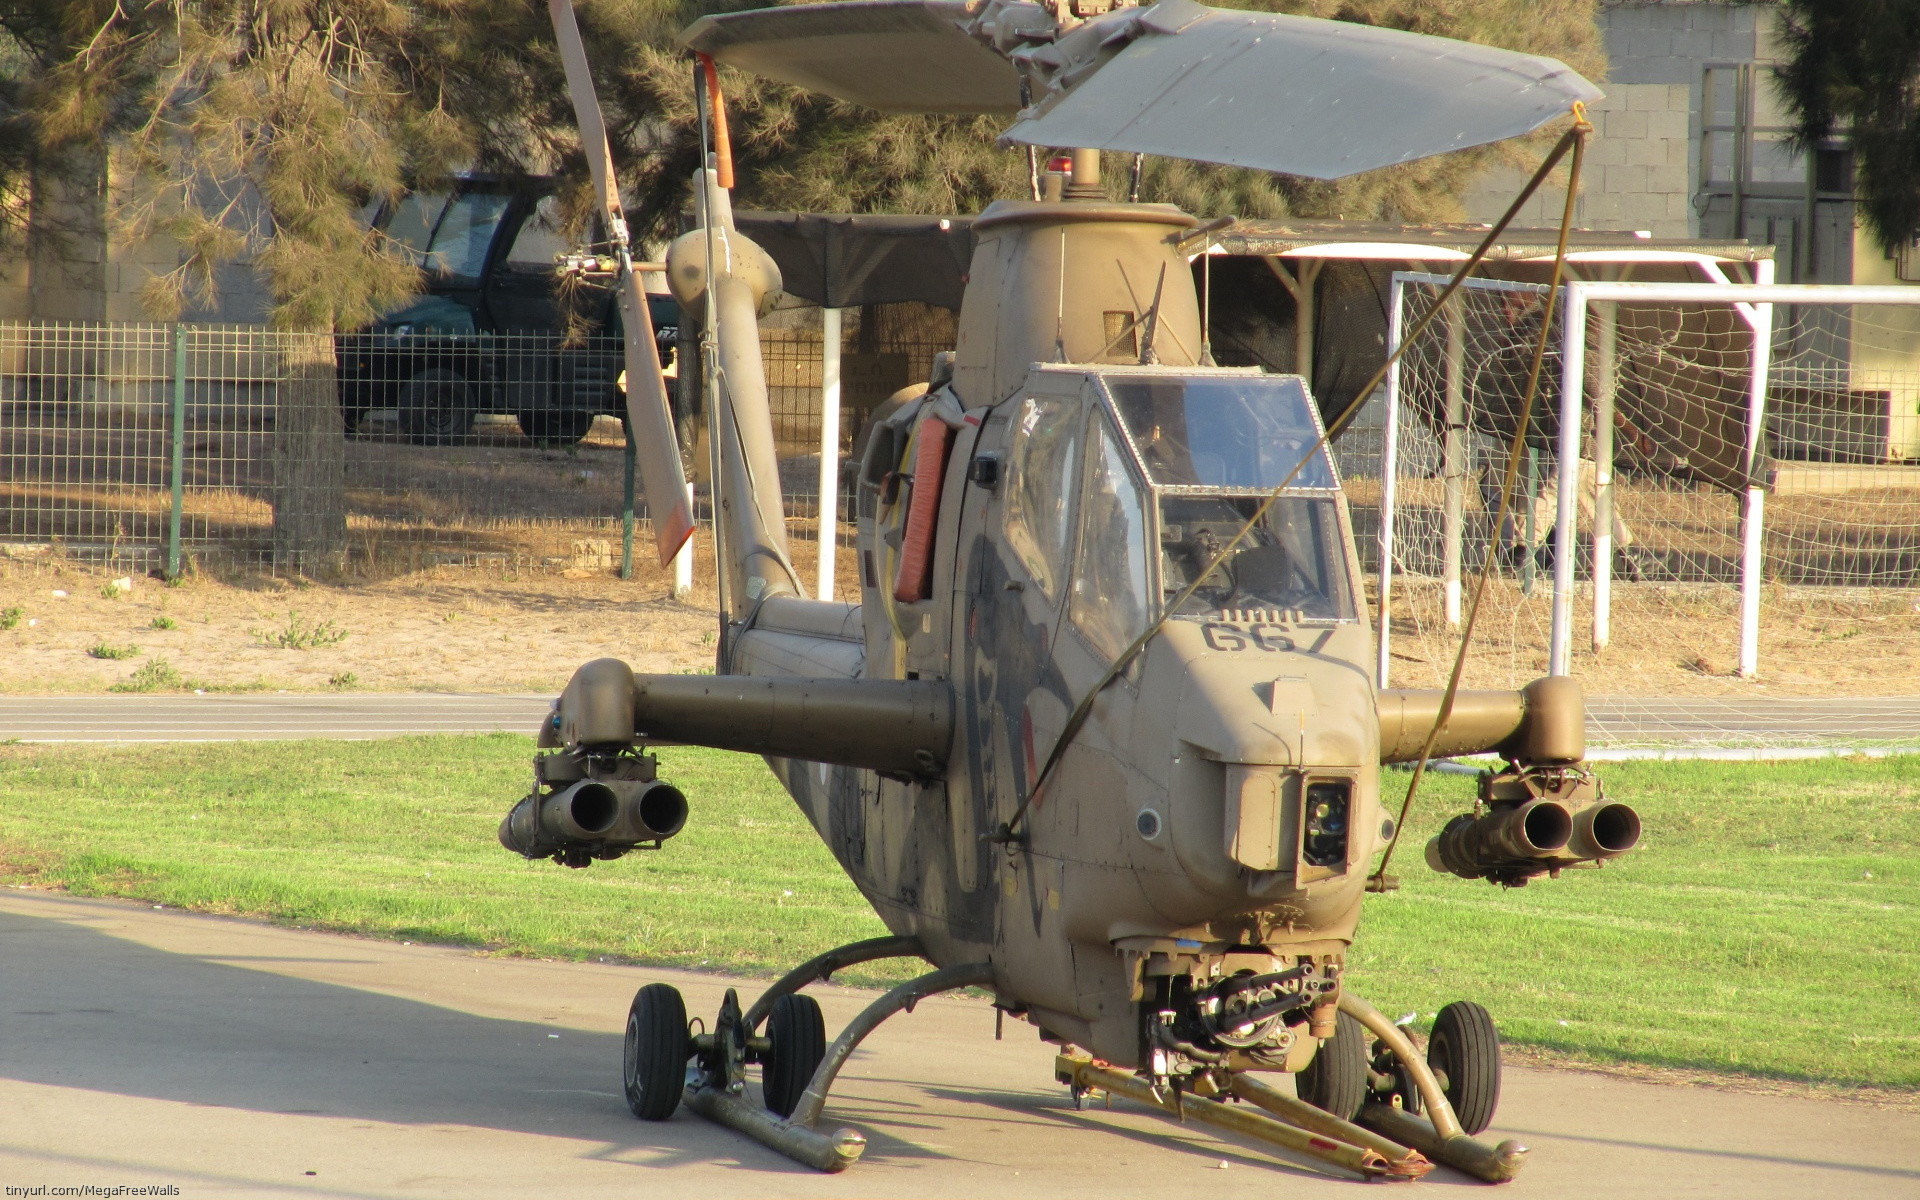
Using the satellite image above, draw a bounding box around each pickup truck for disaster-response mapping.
[337,175,678,446]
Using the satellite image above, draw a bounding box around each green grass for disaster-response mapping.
[1354,757,1920,1089]
[251,610,349,649]
[0,739,1912,1090]
[109,658,204,693]
[86,641,140,660]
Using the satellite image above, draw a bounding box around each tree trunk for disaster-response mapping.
[271,332,347,571]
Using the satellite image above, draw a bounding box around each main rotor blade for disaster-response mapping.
[681,0,1021,114]
[549,0,695,566]
[1003,0,1602,179]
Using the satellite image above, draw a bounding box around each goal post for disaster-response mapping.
[1378,272,1920,688]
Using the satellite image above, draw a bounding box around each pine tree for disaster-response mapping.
[615,0,1606,237]
[1774,0,1920,255]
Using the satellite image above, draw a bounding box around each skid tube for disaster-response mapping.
[683,936,989,1173]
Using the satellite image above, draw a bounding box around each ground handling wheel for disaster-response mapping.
[761,992,826,1119]
[623,982,690,1120]
[1296,1009,1369,1122]
[1428,1000,1501,1135]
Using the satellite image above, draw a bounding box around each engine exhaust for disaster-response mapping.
[1569,801,1641,860]
[1425,799,1572,878]
[500,778,688,865]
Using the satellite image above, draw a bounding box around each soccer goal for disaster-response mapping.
[1376,271,1920,688]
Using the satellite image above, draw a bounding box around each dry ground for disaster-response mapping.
[0,555,729,694]
[2,541,1915,698]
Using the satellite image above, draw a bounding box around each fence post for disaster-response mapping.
[1591,299,1617,652]
[1548,285,1587,677]
[1737,259,1777,678]
[816,307,843,601]
[1375,276,1406,689]
[621,414,636,580]
[1441,297,1467,627]
[166,323,186,579]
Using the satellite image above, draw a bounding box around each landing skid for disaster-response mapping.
[624,938,1525,1183]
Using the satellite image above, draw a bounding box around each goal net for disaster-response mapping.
[1361,273,1920,744]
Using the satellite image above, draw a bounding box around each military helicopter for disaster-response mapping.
[503,0,1644,1182]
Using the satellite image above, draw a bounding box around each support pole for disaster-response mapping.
[621,418,636,580]
[166,324,186,580]
[1376,277,1407,688]
[1442,296,1467,627]
[1738,259,1776,678]
[673,487,694,595]
[1548,287,1587,676]
[1591,298,1617,652]
[816,307,843,600]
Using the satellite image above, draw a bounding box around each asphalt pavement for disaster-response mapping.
[2,890,1915,1200]
[2,692,1917,746]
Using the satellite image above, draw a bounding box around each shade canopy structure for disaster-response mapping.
[684,0,1602,180]
[682,0,1021,114]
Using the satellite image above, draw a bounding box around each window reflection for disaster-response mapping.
[425,192,512,281]
[1003,394,1083,600]
[1107,375,1334,491]
[1071,416,1150,660]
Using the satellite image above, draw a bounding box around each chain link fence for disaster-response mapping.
[1349,274,1920,703]
[0,308,954,579]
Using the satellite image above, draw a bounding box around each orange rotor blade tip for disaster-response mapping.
[696,52,735,190]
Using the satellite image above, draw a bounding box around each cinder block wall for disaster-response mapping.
[1462,1,1765,238]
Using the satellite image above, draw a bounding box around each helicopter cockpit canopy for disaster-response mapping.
[1003,367,1357,665]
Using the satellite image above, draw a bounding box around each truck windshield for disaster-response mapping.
[1105,374,1334,491]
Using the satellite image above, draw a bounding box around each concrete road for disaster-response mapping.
[2,891,1914,1200]
[0,693,551,743]
[4,692,1919,746]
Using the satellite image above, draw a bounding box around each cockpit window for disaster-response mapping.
[1105,375,1335,491]
[1002,394,1083,601]
[1161,495,1355,620]
[1071,414,1151,661]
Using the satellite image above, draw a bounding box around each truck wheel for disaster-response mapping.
[397,370,475,445]
[517,410,597,447]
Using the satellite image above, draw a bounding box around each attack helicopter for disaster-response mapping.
[502,0,1644,1182]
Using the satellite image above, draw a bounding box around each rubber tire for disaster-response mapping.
[1428,1000,1501,1135]
[623,983,690,1121]
[518,409,597,447]
[761,993,827,1119]
[397,370,475,445]
[1296,1010,1369,1122]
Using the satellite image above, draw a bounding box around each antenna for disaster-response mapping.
[1201,236,1213,365]
[1053,225,1068,360]
[1139,263,1166,365]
